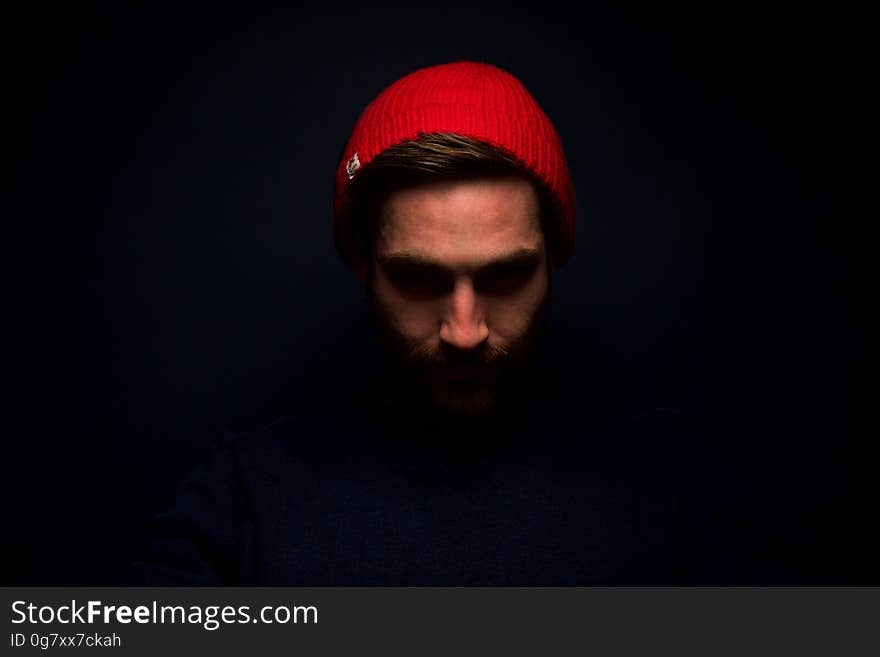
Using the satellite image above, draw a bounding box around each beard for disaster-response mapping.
[367,283,552,424]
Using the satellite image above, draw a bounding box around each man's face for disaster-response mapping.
[368,175,550,417]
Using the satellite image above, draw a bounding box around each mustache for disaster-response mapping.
[406,341,511,368]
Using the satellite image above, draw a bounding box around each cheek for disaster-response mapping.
[373,277,442,343]
[485,274,547,343]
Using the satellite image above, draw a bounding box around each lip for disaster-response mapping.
[443,367,486,382]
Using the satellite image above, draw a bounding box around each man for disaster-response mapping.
[129,62,769,585]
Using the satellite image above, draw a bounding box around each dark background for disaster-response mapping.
[5,3,867,584]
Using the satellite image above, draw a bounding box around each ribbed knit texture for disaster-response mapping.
[333,61,576,266]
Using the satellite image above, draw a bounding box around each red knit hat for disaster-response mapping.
[333,61,576,267]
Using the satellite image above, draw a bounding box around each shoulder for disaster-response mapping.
[126,428,254,585]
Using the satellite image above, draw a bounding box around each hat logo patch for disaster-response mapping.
[346,153,361,179]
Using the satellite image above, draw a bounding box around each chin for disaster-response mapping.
[429,383,499,418]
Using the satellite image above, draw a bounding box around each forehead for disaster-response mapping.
[376,176,543,263]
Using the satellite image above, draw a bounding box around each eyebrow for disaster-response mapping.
[377,248,543,274]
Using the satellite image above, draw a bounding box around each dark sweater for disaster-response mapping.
[128,369,773,585]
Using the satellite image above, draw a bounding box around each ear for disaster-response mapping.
[353,259,369,286]
[549,245,562,274]
[350,251,371,287]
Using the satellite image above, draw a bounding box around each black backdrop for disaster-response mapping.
[6,3,867,584]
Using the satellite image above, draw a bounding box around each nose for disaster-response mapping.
[439,278,489,350]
